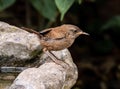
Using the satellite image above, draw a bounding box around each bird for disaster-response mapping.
[21,24,89,67]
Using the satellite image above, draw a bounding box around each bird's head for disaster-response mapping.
[61,24,89,38]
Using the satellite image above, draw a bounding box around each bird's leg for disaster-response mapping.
[43,48,69,68]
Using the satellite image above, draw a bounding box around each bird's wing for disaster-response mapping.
[40,28,66,39]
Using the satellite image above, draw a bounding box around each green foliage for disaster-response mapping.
[55,0,75,21]
[29,0,57,22]
[0,0,83,21]
[77,0,82,4]
[0,0,16,11]
[101,16,120,30]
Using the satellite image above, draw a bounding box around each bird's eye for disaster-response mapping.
[74,30,77,33]
[70,29,77,33]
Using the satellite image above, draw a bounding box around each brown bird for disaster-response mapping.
[21,24,89,67]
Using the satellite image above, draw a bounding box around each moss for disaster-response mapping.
[29,49,42,58]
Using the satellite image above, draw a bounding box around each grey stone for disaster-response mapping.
[0,21,42,60]
[9,49,78,89]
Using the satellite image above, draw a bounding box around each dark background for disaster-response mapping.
[0,0,120,89]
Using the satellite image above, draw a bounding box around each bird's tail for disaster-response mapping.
[21,27,42,38]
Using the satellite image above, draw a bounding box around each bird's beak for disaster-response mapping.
[82,32,89,35]
[77,31,89,35]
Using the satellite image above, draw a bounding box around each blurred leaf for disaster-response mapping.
[101,16,120,30]
[55,0,75,21]
[78,0,82,4]
[0,0,16,11]
[29,0,57,21]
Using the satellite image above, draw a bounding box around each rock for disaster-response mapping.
[2,75,15,80]
[9,49,78,89]
[0,21,42,65]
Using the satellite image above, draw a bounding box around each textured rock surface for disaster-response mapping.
[0,21,41,61]
[9,49,78,89]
